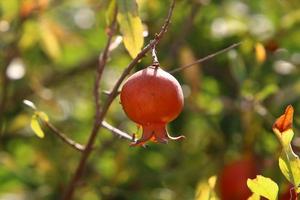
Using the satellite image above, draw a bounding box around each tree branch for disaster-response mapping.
[41,119,85,152]
[169,42,242,74]
[62,1,176,199]
[62,6,118,199]
[101,121,135,141]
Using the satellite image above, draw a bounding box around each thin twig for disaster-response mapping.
[101,121,135,141]
[42,119,85,152]
[169,42,242,74]
[62,1,176,199]
[151,46,160,67]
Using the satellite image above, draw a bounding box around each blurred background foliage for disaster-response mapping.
[0,0,300,199]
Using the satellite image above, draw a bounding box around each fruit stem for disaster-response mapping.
[151,46,160,68]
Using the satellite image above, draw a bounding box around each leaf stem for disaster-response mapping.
[41,118,85,152]
[101,121,135,141]
[151,46,160,67]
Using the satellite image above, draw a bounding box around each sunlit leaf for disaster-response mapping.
[247,175,278,200]
[0,0,19,21]
[30,114,45,138]
[39,19,61,60]
[195,175,219,200]
[281,129,294,147]
[208,176,217,189]
[279,152,300,186]
[117,0,144,58]
[37,111,49,122]
[255,42,266,64]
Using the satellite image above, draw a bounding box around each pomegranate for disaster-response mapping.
[120,66,184,146]
[218,156,259,200]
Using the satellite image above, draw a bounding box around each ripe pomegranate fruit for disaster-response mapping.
[218,156,259,200]
[120,66,185,146]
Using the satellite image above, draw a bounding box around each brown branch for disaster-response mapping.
[169,42,242,74]
[62,1,176,199]
[101,121,135,141]
[62,6,118,199]
[41,119,85,152]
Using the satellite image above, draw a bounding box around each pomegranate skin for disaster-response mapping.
[120,66,184,146]
[219,156,258,200]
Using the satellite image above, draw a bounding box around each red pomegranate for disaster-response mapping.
[219,156,258,200]
[120,66,185,146]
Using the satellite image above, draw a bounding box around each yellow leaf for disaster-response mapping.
[247,193,260,200]
[37,111,49,122]
[255,42,266,64]
[117,0,144,58]
[208,176,217,188]
[195,176,219,200]
[247,175,278,200]
[30,114,45,138]
[39,19,61,60]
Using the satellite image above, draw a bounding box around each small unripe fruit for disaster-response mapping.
[120,66,184,146]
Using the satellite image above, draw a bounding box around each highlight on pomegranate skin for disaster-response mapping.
[120,66,185,146]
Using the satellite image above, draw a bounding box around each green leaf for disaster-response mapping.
[30,115,45,138]
[0,0,19,22]
[117,0,144,58]
[281,129,294,147]
[247,175,279,200]
[106,0,116,25]
[255,84,278,101]
[279,152,300,186]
